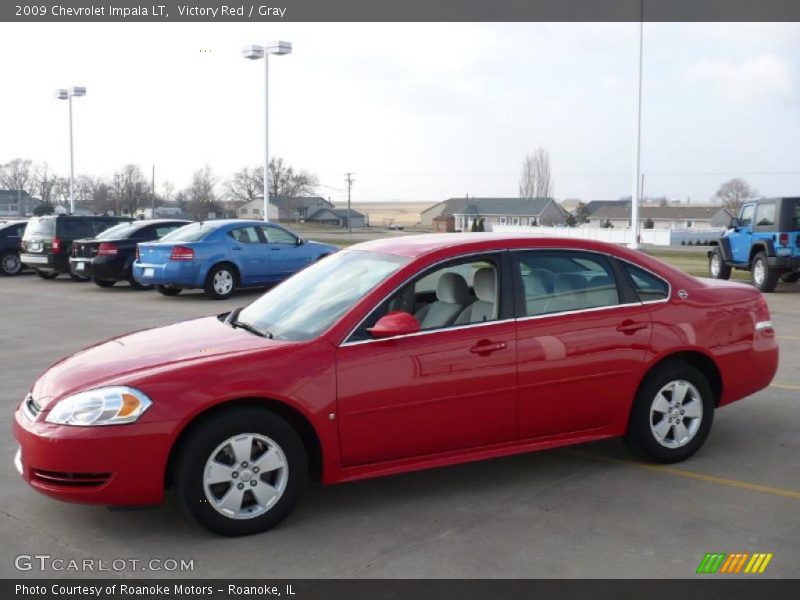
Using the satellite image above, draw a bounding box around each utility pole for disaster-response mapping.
[151,165,156,219]
[345,172,354,233]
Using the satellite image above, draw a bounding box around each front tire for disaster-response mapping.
[751,252,779,293]
[204,264,237,300]
[155,285,182,296]
[625,361,714,463]
[0,251,22,276]
[708,249,731,280]
[174,407,307,537]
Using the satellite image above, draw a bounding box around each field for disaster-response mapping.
[332,201,435,227]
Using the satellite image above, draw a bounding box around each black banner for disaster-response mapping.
[4,0,800,22]
[5,580,800,600]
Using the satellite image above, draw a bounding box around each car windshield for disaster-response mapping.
[159,221,214,242]
[237,250,409,341]
[23,217,55,238]
[95,223,136,240]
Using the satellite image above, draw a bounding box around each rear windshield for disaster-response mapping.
[160,222,217,242]
[96,223,137,240]
[23,218,56,238]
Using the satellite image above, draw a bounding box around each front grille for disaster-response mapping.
[23,394,40,420]
[31,469,111,488]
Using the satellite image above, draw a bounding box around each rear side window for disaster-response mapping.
[59,219,91,238]
[96,223,136,240]
[516,251,619,316]
[228,226,262,243]
[621,262,669,302]
[755,203,776,228]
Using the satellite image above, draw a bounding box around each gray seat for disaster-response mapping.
[551,273,588,312]
[456,267,497,324]
[524,269,554,316]
[414,272,471,329]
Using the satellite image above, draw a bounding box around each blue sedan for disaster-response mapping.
[132,220,339,299]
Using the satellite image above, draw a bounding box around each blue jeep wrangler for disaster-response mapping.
[708,196,800,292]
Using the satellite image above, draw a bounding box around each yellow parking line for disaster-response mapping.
[567,451,800,500]
[770,383,800,391]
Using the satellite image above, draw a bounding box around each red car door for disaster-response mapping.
[336,253,518,466]
[512,250,651,439]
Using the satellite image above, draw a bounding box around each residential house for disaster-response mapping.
[235,198,280,221]
[421,197,568,232]
[307,207,367,228]
[588,205,732,230]
[0,190,41,217]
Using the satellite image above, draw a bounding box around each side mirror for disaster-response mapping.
[296,237,304,246]
[367,311,420,339]
[729,217,739,229]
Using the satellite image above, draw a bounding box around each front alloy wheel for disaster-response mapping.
[175,407,307,536]
[708,250,731,280]
[625,361,714,463]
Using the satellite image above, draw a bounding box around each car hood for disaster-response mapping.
[31,316,287,409]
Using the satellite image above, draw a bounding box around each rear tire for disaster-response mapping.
[625,361,714,464]
[128,275,153,291]
[35,269,58,280]
[751,252,779,293]
[174,407,307,537]
[781,272,800,283]
[155,285,182,296]
[0,251,22,276]
[708,249,731,280]
[204,264,237,300]
[91,278,115,288]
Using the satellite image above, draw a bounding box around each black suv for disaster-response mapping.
[21,215,133,279]
[0,220,28,276]
[70,219,190,289]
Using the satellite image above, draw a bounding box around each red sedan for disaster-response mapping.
[13,235,778,536]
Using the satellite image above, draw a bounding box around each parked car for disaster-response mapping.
[70,219,191,289]
[708,196,800,292]
[0,220,28,276]
[132,219,339,299]
[14,235,778,536]
[21,215,133,280]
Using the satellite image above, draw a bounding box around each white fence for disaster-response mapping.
[491,225,725,247]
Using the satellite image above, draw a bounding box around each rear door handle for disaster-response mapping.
[617,320,649,334]
[469,341,507,355]
[270,247,281,251]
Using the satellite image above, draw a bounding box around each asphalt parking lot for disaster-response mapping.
[1,273,798,579]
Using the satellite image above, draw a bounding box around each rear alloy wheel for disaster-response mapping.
[175,408,307,536]
[155,285,182,296]
[708,249,731,280]
[0,251,22,276]
[751,252,780,293]
[625,362,714,463]
[91,277,116,288]
[35,269,58,280]
[205,264,236,300]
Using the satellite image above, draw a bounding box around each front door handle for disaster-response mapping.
[232,246,243,251]
[270,248,281,251]
[617,320,648,334]
[469,340,507,355]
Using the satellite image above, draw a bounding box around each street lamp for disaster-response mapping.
[55,86,86,215]
[242,41,292,222]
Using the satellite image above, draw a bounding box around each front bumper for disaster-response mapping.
[13,404,175,506]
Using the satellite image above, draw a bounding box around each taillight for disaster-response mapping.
[52,238,61,254]
[170,246,194,261]
[97,242,118,256]
[779,233,789,246]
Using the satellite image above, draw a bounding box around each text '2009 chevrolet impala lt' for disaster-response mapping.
[13,234,778,536]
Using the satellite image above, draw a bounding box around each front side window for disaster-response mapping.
[350,255,501,342]
[621,262,669,302]
[261,226,296,244]
[516,251,620,317]
[237,250,409,341]
[755,203,776,228]
[740,204,755,227]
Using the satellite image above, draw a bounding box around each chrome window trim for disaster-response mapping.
[516,301,644,323]
[340,250,503,347]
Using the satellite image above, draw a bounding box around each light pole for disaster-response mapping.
[55,86,86,214]
[242,41,292,222]
[629,17,644,250]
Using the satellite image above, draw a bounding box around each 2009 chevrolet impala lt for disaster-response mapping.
[14,235,778,536]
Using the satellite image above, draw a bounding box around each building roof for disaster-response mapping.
[434,197,555,217]
[331,208,365,218]
[590,205,730,221]
[582,199,631,215]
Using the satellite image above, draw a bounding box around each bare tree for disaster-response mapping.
[714,178,758,216]
[225,166,262,205]
[161,181,175,203]
[519,148,553,199]
[185,166,219,219]
[0,158,36,193]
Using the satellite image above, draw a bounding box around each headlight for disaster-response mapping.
[45,386,152,426]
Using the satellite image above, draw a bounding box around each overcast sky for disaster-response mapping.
[1,22,798,204]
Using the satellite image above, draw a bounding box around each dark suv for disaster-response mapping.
[708,196,800,292]
[70,219,190,289]
[21,215,133,279]
[0,220,28,276]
